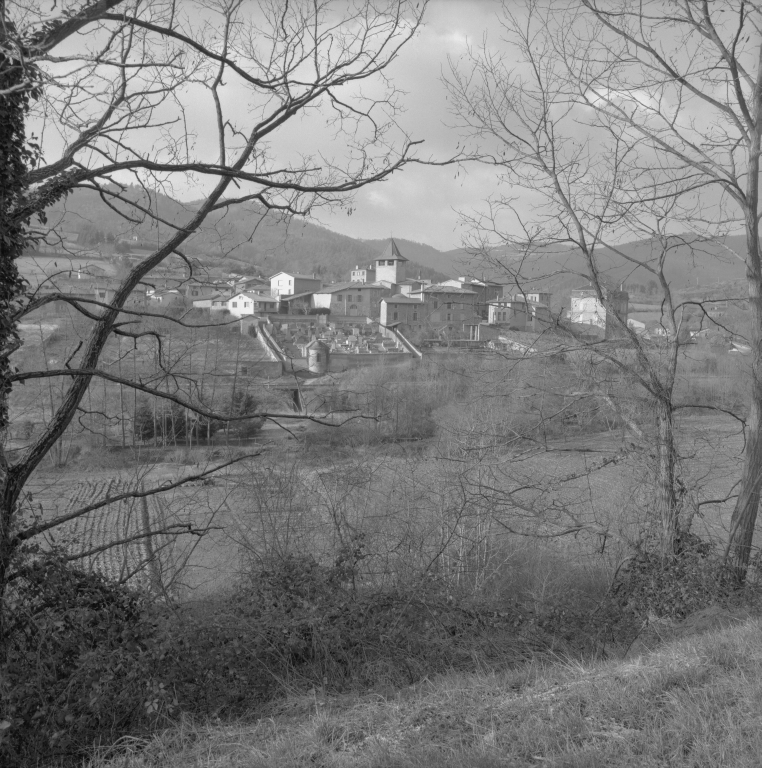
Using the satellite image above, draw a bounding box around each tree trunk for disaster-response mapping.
[0,40,36,610]
[726,397,762,580]
[726,99,762,581]
[726,282,762,580]
[654,397,678,557]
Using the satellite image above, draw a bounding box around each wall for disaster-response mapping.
[328,352,413,371]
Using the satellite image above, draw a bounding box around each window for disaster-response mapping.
[446,313,452,321]
[240,366,248,375]
[387,259,394,265]
[433,300,438,309]
[336,294,343,301]
[192,290,198,296]
[244,302,250,308]
[393,311,398,321]
[412,311,418,321]
[232,301,238,308]
[446,302,452,310]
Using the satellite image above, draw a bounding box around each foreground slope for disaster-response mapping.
[92,614,762,768]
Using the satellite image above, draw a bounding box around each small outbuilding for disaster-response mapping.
[305,339,330,374]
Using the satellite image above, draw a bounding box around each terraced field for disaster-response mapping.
[29,468,239,597]
[22,412,754,601]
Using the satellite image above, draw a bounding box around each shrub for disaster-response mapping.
[0,556,165,767]
[611,535,740,622]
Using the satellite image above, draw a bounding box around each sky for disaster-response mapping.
[312,0,505,251]
[33,0,746,255]
[32,0,503,253]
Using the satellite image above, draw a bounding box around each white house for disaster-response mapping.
[226,291,279,318]
[193,292,226,310]
[269,272,322,298]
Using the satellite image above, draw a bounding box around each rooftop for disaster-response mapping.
[269,271,322,281]
[420,284,478,295]
[377,238,408,263]
[281,291,317,301]
[382,294,424,304]
[317,282,384,294]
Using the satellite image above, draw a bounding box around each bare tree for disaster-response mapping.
[547,0,762,577]
[445,1,698,556]
[0,0,429,605]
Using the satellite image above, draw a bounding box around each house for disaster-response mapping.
[569,285,629,339]
[374,239,408,287]
[269,271,322,298]
[379,295,426,330]
[183,277,221,301]
[94,282,147,311]
[313,282,389,318]
[488,294,552,331]
[149,289,184,306]
[442,277,503,318]
[230,275,270,294]
[210,295,231,312]
[279,291,317,314]
[226,291,280,318]
[398,278,430,296]
[192,292,225,310]
[140,271,187,293]
[350,265,377,283]
[408,285,480,326]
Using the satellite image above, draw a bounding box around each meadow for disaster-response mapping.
[5,306,761,767]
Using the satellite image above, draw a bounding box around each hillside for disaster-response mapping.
[35,187,751,305]
[90,613,762,768]
[458,235,749,311]
[37,187,453,283]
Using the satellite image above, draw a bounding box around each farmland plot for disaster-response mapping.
[21,413,752,602]
[30,469,241,598]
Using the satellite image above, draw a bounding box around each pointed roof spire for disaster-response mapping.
[378,238,408,262]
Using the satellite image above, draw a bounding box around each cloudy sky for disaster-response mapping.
[312,0,505,252]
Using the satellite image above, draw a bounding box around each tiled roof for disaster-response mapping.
[382,294,423,304]
[281,291,315,301]
[316,282,379,294]
[377,238,408,262]
[238,291,278,301]
[421,284,478,295]
[193,293,223,301]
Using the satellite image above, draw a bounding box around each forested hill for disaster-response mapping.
[463,236,749,310]
[37,187,462,282]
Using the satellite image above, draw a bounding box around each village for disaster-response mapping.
[27,236,688,370]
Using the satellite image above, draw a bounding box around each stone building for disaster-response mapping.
[569,284,629,339]
[313,282,389,318]
[374,239,408,287]
[488,294,552,331]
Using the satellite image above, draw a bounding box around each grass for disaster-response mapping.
[89,616,762,768]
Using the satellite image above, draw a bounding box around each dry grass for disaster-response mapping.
[89,617,762,768]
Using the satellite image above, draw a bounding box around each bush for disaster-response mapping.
[0,556,165,767]
[611,535,740,622]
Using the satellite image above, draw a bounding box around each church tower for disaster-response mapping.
[375,239,408,286]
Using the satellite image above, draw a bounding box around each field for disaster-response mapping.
[18,252,118,283]
[23,406,748,604]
